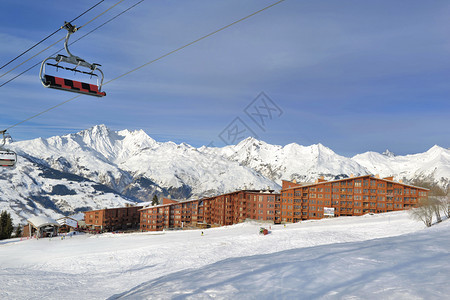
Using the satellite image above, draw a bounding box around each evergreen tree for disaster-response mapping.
[151,195,159,206]
[0,210,14,240]
[14,224,22,238]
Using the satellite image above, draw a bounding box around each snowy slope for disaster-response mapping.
[0,156,135,225]
[0,211,448,299]
[114,219,450,300]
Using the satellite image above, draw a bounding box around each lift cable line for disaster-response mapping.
[3,0,285,132]
[0,0,125,81]
[0,0,105,72]
[104,0,285,85]
[0,0,145,89]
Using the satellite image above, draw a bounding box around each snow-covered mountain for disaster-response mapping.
[353,145,450,188]
[202,137,368,183]
[1,124,448,224]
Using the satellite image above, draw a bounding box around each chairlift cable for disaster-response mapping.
[0,0,125,81]
[0,37,64,81]
[3,0,285,132]
[0,0,105,71]
[0,0,145,89]
[77,0,126,30]
[104,0,285,86]
[5,95,82,131]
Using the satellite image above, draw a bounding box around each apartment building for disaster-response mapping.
[140,190,280,231]
[84,205,143,231]
[280,175,429,223]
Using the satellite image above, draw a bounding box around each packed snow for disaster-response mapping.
[1,211,448,299]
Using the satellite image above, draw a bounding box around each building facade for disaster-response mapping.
[84,205,142,231]
[280,175,429,223]
[140,190,280,231]
[84,175,428,233]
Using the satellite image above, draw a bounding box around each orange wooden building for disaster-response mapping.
[140,190,280,231]
[84,205,142,232]
[280,175,429,223]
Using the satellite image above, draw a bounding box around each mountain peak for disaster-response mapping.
[232,137,268,151]
[382,149,395,157]
[427,145,445,152]
[311,143,336,156]
[237,136,262,145]
[78,124,112,139]
[422,145,449,159]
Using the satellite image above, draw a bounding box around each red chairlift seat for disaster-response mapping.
[43,75,106,97]
[39,22,106,98]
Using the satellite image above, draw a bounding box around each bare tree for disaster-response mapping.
[409,179,449,222]
[429,196,443,223]
[440,194,450,218]
[409,197,434,227]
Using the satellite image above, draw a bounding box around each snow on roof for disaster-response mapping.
[68,213,85,221]
[56,217,78,228]
[27,216,60,228]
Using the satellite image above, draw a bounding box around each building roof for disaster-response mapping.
[56,217,78,228]
[139,189,280,211]
[281,174,430,192]
[27,216,60,228]
[68,213,85,221]
[85,205,143,213]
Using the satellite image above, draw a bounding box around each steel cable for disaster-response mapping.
[4,0,285,132]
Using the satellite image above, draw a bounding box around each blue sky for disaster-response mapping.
[0,0,449,156]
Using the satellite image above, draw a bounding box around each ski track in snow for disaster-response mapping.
[1,211,449,299]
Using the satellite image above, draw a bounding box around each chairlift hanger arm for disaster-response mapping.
[39,21,106,97]
[62,22,79,59]
[1,130,9,148]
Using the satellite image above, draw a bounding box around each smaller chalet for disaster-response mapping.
[24,216,60,238]
[57,216,79,233]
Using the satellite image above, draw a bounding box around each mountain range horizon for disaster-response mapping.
[1,124,448,224]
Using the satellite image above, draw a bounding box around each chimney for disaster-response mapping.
[317,176,327,183]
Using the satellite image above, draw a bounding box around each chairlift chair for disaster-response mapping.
[39,22,106,97]
[0,131,17,167]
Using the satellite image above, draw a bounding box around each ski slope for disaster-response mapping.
[1,211,448,299]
